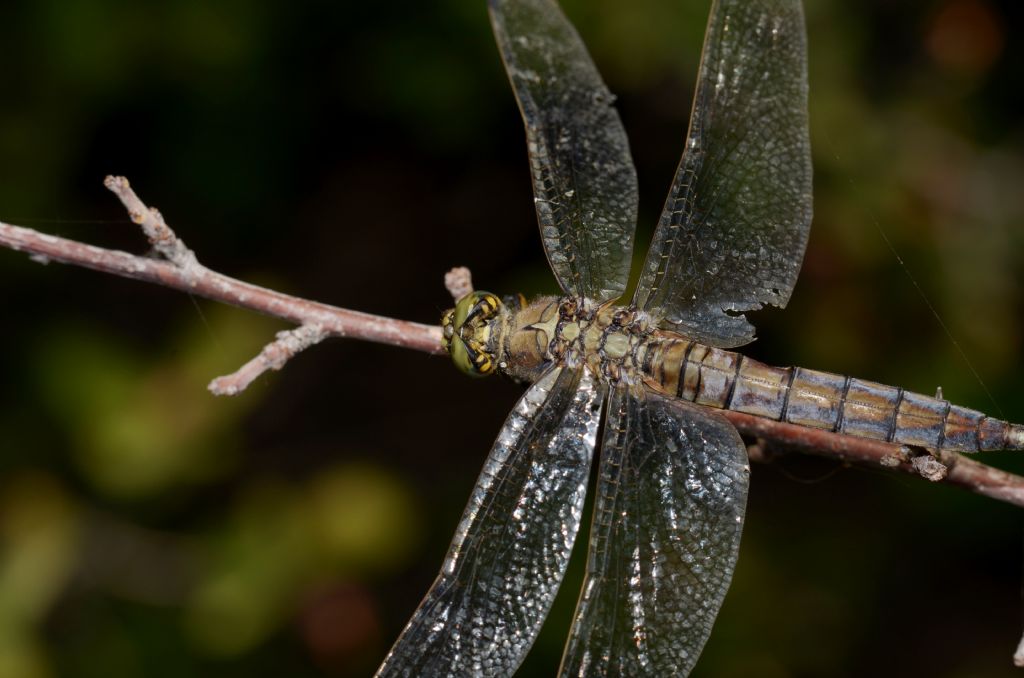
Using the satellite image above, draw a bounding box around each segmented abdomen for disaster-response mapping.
[641,336,1024,452]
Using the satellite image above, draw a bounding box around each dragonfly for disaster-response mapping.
[376,0,1024,675]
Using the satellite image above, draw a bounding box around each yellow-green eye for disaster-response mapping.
[441,291,503,378]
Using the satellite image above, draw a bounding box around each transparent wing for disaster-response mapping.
[634,0,812,347]
[376,366,604,677]
[559,384,750,677]
[490,0,638,302]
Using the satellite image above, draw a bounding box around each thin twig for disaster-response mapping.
[0,195,443,365]
[104,175,200,271]
[1,178,1024,509]
[445,266,474,301]
[209,323,328,395]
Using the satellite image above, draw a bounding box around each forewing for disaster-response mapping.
[634,0,812,347]
[376,366,604,677]
[559,384,750,676]
[490,0,638,302]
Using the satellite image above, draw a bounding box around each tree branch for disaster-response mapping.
[208,323,329,395]
[1,177,1023,509]
[0,178,443,366]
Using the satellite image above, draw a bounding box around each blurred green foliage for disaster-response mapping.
[0,0,1022,676]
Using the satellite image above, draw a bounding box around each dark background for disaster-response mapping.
[1,0,1023,676]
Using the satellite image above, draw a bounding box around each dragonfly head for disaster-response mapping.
[441,291,505,378]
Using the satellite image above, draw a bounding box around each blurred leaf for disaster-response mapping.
[306,463,420,573]
[0,473,79,678]
[32,306,281,499]
[186,481,311,656]
[186,462,418,657]
[0,472,78,627]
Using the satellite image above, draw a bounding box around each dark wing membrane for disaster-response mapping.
[376,366,604,677]
[559,384,749,677]
[490,0,638,302]
[634,0,812,348]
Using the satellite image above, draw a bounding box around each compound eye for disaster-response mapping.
[464,292,502,324]
[449,336,493,378]
[451,291,504,329]
[475,356,495,375]
[444,291,503,378]
[449,337,475,376]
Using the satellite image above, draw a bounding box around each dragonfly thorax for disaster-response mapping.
[442,293,659,385]
[500,296,658,385]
